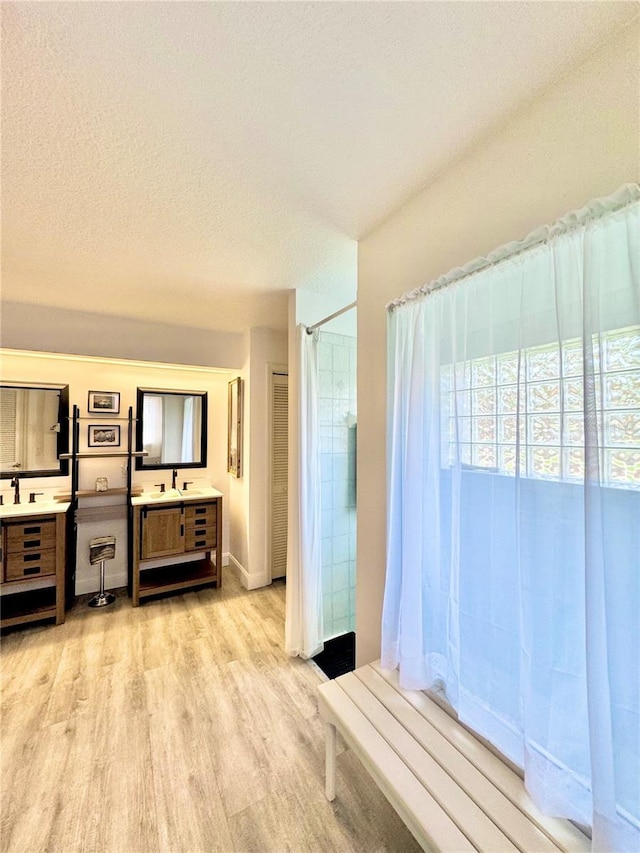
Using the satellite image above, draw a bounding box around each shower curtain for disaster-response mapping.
[285,325,324,658]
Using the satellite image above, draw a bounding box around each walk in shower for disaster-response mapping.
[317,329,357,641]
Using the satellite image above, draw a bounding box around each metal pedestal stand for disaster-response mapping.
[88,536,116,608]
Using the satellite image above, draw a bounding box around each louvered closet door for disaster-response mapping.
[271,372,288,579]
[0,388,19,471]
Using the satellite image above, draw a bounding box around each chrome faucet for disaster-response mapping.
[10,476,20,504]
[171,468,178,490]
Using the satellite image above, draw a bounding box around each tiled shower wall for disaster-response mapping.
[318,331,357,640]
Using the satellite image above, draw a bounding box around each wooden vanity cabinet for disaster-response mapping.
[0,510,68,628]
[141,506,185,559]
[131,497,221,606]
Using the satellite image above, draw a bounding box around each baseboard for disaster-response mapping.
[227,553,269,590]
[75,569,127,596]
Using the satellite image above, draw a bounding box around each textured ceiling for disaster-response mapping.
[1,1,636,333]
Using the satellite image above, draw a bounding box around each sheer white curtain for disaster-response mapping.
[285,325,324,658]
[142,394,163,464]
[181,396,194,463]
[383,185,639,851]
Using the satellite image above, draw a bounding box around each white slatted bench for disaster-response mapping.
[317,661,591,853]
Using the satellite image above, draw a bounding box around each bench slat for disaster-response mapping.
[339,671,521,852]
[318,679,476,853]
[372,662,590,853]
[355,665,561,853]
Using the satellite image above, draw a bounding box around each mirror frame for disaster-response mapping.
[228,377,243,478]
[0,382,70,479]
[135,387,208,471]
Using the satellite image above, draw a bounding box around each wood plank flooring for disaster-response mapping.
[1,568,421,853]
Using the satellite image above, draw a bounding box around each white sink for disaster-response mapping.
[139,488,182,502]
[131,486,223,507]
[0,500,71,519]
[148,489,182,500]
[179,487,223,501]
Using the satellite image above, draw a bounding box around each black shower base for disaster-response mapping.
[313,632,355,680]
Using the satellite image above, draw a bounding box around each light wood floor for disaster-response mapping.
[1,567,421,853]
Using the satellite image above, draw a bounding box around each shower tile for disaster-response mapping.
[319,401,333,426]
[334,372,350,399]
[322,567,333,595]
[321,453,333,483]
[333,534,350,564]
[333,346,350,372]
[319,370,333,398]
[333,430,348,453]
[333,616,350,635]
[323,593,333,623]
[333,480,349,508]
[332,399,349,422]
[348,530,357,559]
[318,340,333,369]
[349,560,356,581]
[320,425,333,451]
[321,509,333,538]
[321,538,332,568]
[332,508,349,537]
[333,561,350,592]
[333,589,350,620]
[332,453,349,481]
[322,485,333,510]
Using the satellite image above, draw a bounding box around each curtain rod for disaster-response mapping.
[306,300,357,334]
[386,183,639,312]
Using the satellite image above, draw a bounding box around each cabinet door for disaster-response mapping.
[141,507,184,559]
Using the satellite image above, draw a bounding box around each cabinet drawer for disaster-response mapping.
[185,525,217,552]
[5,549,56,581]
[5,520,56,554]
[184,503,217,526]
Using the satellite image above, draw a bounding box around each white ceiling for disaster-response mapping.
[2,1,636,333]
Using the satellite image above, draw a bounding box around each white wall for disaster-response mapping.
[228,327,288,589]
[356,21,640,666]
[0,349,231,593]
[0,302,245,369]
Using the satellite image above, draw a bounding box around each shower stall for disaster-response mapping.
[317,329,357,641]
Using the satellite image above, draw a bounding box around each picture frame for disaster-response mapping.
[88,425,121,448]
[88,390,120,415]
[228,377,243,477]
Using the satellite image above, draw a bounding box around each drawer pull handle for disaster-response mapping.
[195,540,206,547]
[24,553,41,562]
[195,508,206,515]
[195,518,207,526]
[24,539,41,549]
[23,566,40,576]
[24,526,42,534]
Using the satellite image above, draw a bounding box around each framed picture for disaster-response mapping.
[88,425,121,448]
[228,377,243,477]
[88,390,120,414]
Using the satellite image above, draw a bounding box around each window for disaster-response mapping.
[441,326,640,488]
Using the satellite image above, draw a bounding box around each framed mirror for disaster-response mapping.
[228,377,243,478]
[135,388,207,470]
[0,383,70,478]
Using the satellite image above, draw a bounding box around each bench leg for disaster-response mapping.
[325,722,336,801]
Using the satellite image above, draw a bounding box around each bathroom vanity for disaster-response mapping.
[0,501,70,628]
[130,488,222,606]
